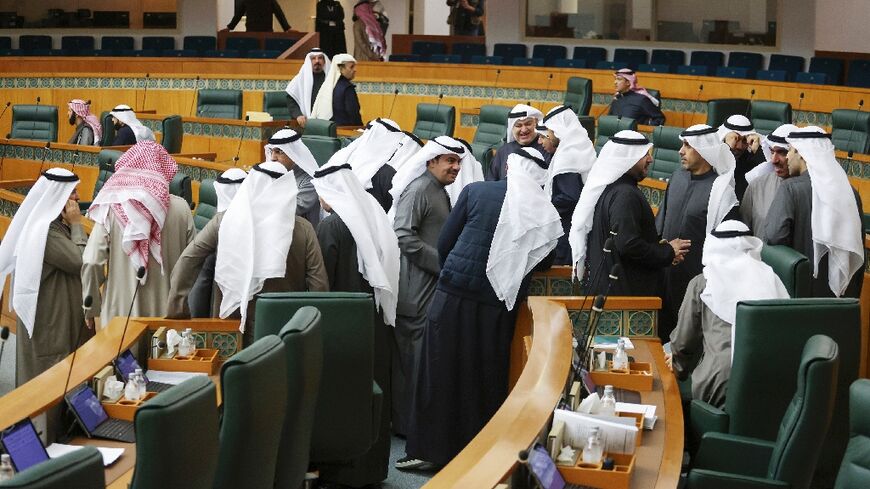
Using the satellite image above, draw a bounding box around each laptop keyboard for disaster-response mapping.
[93,418,135,443]
[146,381,174,393]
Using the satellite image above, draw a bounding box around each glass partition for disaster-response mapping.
[0,0,177,30]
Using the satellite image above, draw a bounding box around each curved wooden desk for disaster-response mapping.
[424,297,683,489]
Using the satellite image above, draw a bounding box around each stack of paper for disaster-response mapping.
[46,444,125,466]
[553,409,638,454]
[145,370,207,385]
[592,336,635,350]
[615,402,658,429]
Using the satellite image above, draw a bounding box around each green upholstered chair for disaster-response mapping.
[687,334,840,489]
[79,149,123,212]
[471,104,511,175]
[563,77,592,116]
[834,379,870,489]
[578,116,595,143]
[751,100,792,136]
[690,299,860,487]
[100,111,116,146]
[274,307,323,489]
[302,136,341,166]
[214,335,288,489]
[263,91,291,120]
[303,118,337,137]
[761,245,811,298]
[594,115,637,153]
[9,104,58,142]
[169,172,193,208]
[130,376,219,489]
[706,98,751,128]
[196,89,243,119]
[413,102,456,139]
[0,446,104,488]
[650,125,683,181]
[254,292,382,487]
[831,109,870,155]
[160,115,183,153]
[194,178,217,231]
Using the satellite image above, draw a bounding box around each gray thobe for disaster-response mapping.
[739,171,782,237]
[82,195,196,325]
[656,168,718,341]
[392,170,451,435]
[669,274,732,409]
[763,171,864,298]
[295,166,321,226]
[68,123,95,146]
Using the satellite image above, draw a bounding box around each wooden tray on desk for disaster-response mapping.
[617,411,645,445]
[147,349,219,375]
[102,392,157,422]
[558,452,635,489]
[590,361,653,391]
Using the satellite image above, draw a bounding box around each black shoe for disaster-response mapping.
[395,455,427,470]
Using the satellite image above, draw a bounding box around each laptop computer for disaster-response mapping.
[65,384,135,443]
[113,349,173,393]
[0,418,50,472]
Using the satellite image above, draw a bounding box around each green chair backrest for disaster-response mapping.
[254,292,377,463]
[263,91,291,120]
[471,104,511,174]
[302,135,341,167]
[751,100,793,136]
[10,104,58,142]
[169,172,192,207]
[100,111,116,146]
[729,299,860,486]
[832,109,870,155]
[131,376,219,489]
[834,379,870,489]
[304,118,337,137]
[215,335,288,489]
[194,178,217,231]
[761,245,811,298]
[594,115,637,153]
[564,77,592,116]
[0,446,104,488]
[93,149,123,199]
[650,125,683,181]
[196,89,243,119]
[766,335,839,489]
[577,115,595,143]
[160,115,183,153]
[706,98,750,128]
[413,102,456,139]
[274,307,323,489]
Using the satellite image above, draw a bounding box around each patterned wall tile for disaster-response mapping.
[208,332,241,359]
[528,278,546,296]
[627,310,656,336]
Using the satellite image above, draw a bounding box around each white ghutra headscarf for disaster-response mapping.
[540,104,597,195]
[311,53,357,121]
[215,161,299,331]
[486,147,563,310]
[324,118,406,188]
[285,49,331,118]
[0,168,80,338]
[679,124,738,234]
[387,135,465,222]
[312,163,400,326]
[744,123,798,184]
[110,104,156,143]
[214,168,247,212]
[263,128,320,177]
[786,126,864,297]
[506,104,544,143]
[445,138,484,206]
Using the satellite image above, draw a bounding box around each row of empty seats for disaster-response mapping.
[0,35,295,59]
[391,42,870,88]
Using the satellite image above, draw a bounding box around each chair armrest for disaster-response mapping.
[687,469,790,489]
[690,400,729,447]
[370,380,383,445]
[694,432,776,477]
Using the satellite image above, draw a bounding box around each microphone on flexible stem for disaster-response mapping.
[794,92,805,120]
[0,326,9,368]
[488,69,501,105]
[433,93,444,132]
[233,115,250,165]
[115,266,146,364]
[0,101,10,127]
[70,149,80,174]
[540,73,554,110]
[36,142,50,177]
[744,88,756,118]
[574,230,617,366]
[61,296,93,400]
[387,88,400,119]
[141,73,151,112]
[689,83,704,125]
[35,96,40,107]
[189,76,201,117]
[581,264,622,372]
[845,99,864,159]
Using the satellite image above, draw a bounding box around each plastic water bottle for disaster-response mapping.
[134,368,147,397]
[124,373,141,402]
[179,330,193,357]
[599,385,617,417]
[0,454,14,481]
[582,427,604,464]
[612,338,629,371]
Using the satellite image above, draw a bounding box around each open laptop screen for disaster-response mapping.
[67,384,108,434]
[0,418,49,472]
[114,349,149,383]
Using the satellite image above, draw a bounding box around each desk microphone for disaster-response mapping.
[574,231,616,361]
[233,115,250,165]
[115,266,146,364]
[61,296,93,400]
[189,76,201,117]
[0,101,10,128]
[141,73,151,112]
[70,149,80,174]
[795,92,805,120]
[845,99,864,159]
[745,88,756,118]
[37,142,51,177]
[433,93,444,134]
[688,84,704,124]
[488,69,502,105]
[0,326,9,368]
[540,73,554,110]
[35,96,40,107]
[580,264,622,372]
[387,88,400,119]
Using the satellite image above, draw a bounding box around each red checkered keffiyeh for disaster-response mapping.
[87,141,177,276]
[68,99,103,143]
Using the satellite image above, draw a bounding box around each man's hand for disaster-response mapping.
[664,353,673,371]
[746,134,761,153]
[296,115,307,127]
[61,199,82,226]
[669,238,690,265]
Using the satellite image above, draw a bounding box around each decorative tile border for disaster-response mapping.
[566,308,658,338]
[188,330,241,360]
[836,155,870,179]
[639,185,665,209]
[0,199,20,218]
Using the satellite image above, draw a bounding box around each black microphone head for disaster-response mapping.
[136,266,146,279]
[699,84,703,91]
[1,326,9,340]
[438,93,444,100]
[609,263,623,280]
[44,142,50,149]
[394,88,399,95]
[799,92,805,99]
[848,150,854,158]
[592,294,606,311]
[83,295,93,308]
[36,96,40,103]
[603,237,614,253]
[518,449,529,462]
[244,115,250,122]
[860,99,865,107]
[496,69,501,74]
[189,200,196,210]
[4,102,9,107]
[548,73,554,79]
[146,73,150,78]
[750,89,756,95]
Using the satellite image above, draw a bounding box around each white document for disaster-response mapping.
[46,443,125,466]
[591,336,635,350]
[553,409,638,454]
[615,402,658,430]
[145,370,208,385]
